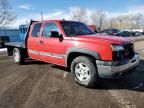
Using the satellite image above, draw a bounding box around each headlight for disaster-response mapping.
[111,45,124,51]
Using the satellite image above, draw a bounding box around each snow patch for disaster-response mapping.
[63,72,68,78]
[0,48,7,52]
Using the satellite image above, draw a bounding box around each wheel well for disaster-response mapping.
[7,46,15,56]
[67,52,96,69]
[7,46,28,58]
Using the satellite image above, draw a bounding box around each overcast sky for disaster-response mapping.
[10,0,144,28]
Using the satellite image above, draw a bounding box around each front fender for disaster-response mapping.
[65,48,101,66]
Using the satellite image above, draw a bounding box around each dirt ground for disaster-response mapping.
[0,41,144,108]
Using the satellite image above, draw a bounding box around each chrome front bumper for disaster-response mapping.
[96,53,140,78]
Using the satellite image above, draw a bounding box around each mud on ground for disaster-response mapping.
[0,41,144,108]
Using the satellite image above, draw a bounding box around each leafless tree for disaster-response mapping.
[90,10,106,31]
[107,15,139,30]
[107,17,117,29]
[68,7,144,30]
[132,14,143,29]
[0,0,17,28]
[116,16,124,29]
[69,7,88,24]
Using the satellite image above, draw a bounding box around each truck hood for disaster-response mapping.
[71,34,131,45]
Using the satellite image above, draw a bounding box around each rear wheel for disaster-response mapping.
[13,48,25,64]
[71,56,98,88]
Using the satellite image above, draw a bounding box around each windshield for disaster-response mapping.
[60,21,95,37]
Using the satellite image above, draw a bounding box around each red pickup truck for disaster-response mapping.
[6,20,140,87]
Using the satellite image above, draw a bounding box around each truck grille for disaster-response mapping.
[113,43,134,61]
[123,43,134,59]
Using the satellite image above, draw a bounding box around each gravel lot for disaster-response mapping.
[0,41,144,108]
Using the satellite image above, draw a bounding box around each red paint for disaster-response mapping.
[88,25,96,31]
[27,20,131,67]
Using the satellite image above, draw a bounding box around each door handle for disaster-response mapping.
[39,40,44,44]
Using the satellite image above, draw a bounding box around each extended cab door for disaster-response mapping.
[27,22,42,60]
[39,21,65,66]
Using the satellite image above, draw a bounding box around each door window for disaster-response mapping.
[42,22,59,37]
[31,23,42,37]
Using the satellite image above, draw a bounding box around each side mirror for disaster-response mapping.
[49,31,63,41]
[49,31,59,37]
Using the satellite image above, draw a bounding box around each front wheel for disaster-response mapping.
[71,56,98,88]
[13,48,25,65]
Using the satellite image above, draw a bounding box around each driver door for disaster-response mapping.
[39,21,65,66]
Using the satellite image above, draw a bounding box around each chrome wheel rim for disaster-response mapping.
[14,50,20,62]
[75,63,91,82]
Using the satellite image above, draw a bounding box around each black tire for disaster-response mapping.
[13,48,25,65]
[71,56,98,88]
